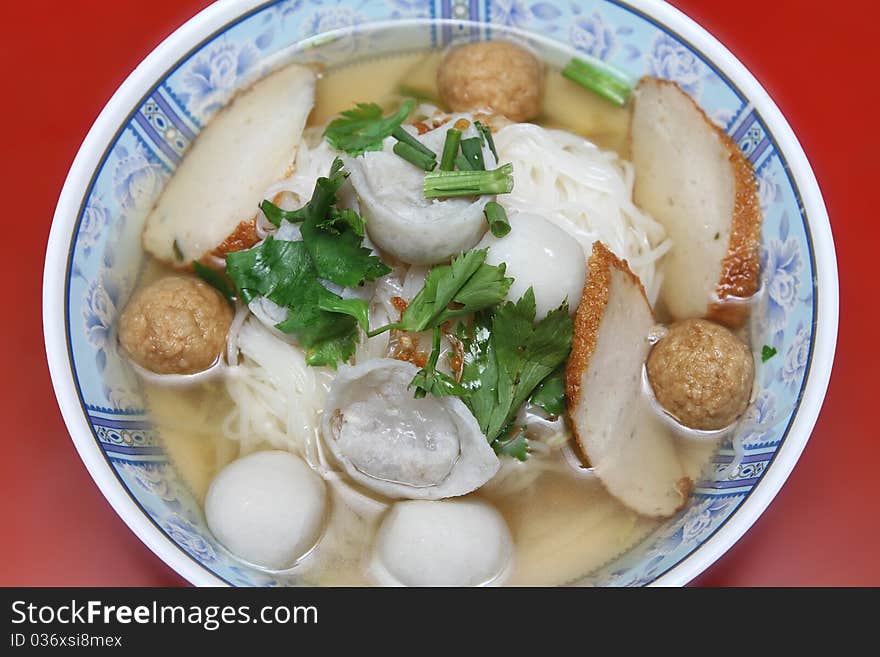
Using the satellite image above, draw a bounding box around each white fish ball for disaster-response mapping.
[478,212,587,320]
[205,450,326,570]
[372,499,512,586]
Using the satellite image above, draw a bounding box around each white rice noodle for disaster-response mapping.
[401,265,429,299]
[225,302,250,366]
[222,317,333,467]
[494,123,671,303]
[248,296,290,333]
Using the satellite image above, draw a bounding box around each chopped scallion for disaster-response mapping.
[454,154,474,171]
[562,57,632,106]
[484,201,511,237]
[440,128,462,171]
[392,126,437,160]
[393,141,437,171]
[424,163,514,199]
[460,137,486,171]
[474,121,498,161]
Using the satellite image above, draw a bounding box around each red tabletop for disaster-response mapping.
[4,0,876,587]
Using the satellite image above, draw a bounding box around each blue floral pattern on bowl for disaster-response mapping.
[63,0,817,586]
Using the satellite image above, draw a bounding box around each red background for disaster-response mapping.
[3,0,876,586]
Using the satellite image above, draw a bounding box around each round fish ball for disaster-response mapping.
[372,499,513,586]
[647,319,755,430]
[118,275,232,374]
[437,41,544,122]
[478,212,587,320]
[205,451,326,570]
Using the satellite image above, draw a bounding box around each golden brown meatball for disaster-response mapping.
[646,319,754,430]
[437,41,543,122]
[118,276,232,375]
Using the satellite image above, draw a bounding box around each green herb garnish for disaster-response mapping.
[410,326,468,399]
[392,126,437,161]
[172,239,184,262]
[301,211,391,288]
[474,121,498,161]
[259,200,297,228]
[762,345,778,363]
[530,368,566,417]
[324,100,414,156]
[454,153,474,172]
[369,249,512,336]
[316,207,365,237]
[226,236,365,367]
[259,158,346,228]
[460,137,485,171]
[458,288,573,446]
[440,128,462,171]
[484,201,511,238]
[424,163,514,199]
[258,158,390,288]
[226,160,391,367]
[562,57,632,106]
[192,260,235,302]
[393,141,437,171]
[494,429,529,462]
[385,259,572,462]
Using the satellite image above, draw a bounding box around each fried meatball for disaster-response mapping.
[437,41,543,122]
[646,319,754,431]
[118,275,232,375]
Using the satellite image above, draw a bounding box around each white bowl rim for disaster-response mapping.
[42,0,839,587]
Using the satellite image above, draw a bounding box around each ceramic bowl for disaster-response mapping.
[43,0,838,586]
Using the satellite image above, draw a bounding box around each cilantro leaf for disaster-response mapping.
[225,235,308,305]
[530,368,567,417]
[301,209,391,288]
[459,288,573,446]
[316,207,365,237]
[318,295,370,332]
[226,159,395,368]
[324,100,415,156]
[458,312,515,441]
[494,430,529,462]
[371,249,512,336]
[260,158,392,287]
[410,327,468,399]
[503,297,573,415]
[304,330,361,368]
[225,236,360,368]
[761,345,778,363]
[443,257,511,319]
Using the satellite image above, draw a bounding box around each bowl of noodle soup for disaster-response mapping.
[44,0,837,586]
